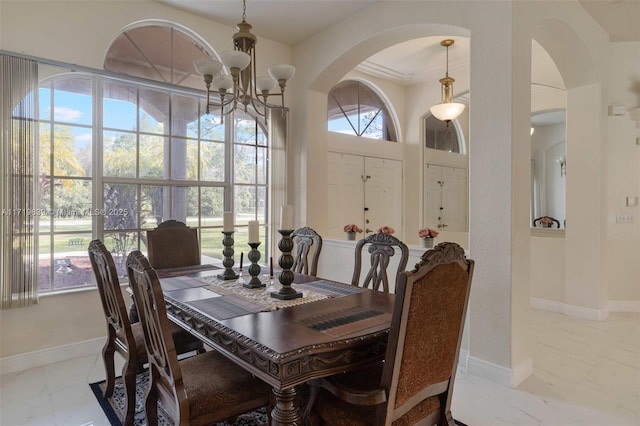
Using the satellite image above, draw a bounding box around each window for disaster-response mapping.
[424,114,463,153]
[36,69,269,292]
[327,80,398,142]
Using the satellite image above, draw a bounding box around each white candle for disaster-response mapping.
[280,205,293,230]
[248,220,259,243]
[223,211,234,232]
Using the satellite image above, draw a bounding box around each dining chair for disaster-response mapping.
[291,226,323,277]
[532,216,561,228]
[126,250,273,426]
[351,232,409,293]
[146,219,200,269]
[88,239,204,425]
[304,242,474,426]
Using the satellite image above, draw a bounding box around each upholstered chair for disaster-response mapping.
[126,250,272,426]
[88,239,203,425]
[305,242,474,426]
[291,226,323,277]
[146,219,200,269]
[351,232,409,293]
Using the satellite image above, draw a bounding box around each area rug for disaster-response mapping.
[90,370,268,426]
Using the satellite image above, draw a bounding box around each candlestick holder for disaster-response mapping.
[218,231,239,280]
[244,242,265,288]
[271,229,303,300]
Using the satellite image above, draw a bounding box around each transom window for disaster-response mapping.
[424,114,463,154]
[327,80,398,142]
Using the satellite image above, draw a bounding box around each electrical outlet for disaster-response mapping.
[616,213,634,223]
[627,196,639,207]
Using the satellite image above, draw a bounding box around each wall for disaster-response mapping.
[606,42,640,307]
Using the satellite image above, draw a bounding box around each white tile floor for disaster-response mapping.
[1,309,638,426]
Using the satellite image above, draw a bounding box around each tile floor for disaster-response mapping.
[1,309,638,426]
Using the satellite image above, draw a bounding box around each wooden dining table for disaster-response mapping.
[154,264,395,426]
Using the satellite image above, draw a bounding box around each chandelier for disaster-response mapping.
[193,0,295,120]
[430,39,465,126]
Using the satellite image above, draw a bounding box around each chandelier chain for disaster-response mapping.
[242,0,247,22]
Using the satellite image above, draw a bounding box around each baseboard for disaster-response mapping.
[0,337,103,376]
[530,297,609,321]
[607,300,640,312]
[467,355,533,388]
[530,297,564,313]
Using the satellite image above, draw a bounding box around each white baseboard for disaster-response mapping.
[0,337,103,376]
[530,297,610,321]
[607,300,640,312]
[467,355,533,388]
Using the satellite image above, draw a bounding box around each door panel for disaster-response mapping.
[365,157,402,238]
[327,152,364,238]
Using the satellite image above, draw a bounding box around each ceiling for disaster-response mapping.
[156,0,640,46]
[155,0,637,87]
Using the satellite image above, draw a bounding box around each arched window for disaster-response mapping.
[34,23,271,292]
[327,80,398,142]
[424,114,464,154]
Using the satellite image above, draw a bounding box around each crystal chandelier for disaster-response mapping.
[430,39,465,126]
[193,0,295,120]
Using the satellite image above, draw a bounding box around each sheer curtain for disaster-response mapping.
[1,54,39,309]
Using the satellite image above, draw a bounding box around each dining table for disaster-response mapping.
[153,263,395,426]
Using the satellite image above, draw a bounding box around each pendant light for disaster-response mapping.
[430,39,465,126]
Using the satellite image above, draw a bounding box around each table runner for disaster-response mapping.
[203,274,330,311]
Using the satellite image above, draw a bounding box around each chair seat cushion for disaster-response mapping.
[179,350,272,425]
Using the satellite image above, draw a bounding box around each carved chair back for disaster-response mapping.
[351,232,409,293]
[291,226,323,276]
[146,219,200,269]
[88,239,140,424]
[126,250,187,423]
[379,242,474,425]
[533,216,561,228]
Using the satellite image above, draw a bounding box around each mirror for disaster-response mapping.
[423,99,469,233]
[530,110,566,229]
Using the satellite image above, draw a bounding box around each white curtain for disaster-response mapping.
[1,54,39,309]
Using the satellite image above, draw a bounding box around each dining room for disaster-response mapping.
[1,0,639,425]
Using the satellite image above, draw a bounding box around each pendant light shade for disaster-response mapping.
[430,39,465,126]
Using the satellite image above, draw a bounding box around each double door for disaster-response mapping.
[328,152,402,239]
[423,164,467,232]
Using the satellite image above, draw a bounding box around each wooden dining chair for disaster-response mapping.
[305,242,474,426]
[88,239,204,425]
[351,232,409,293]
[532,216,561,228]
[292,226,323,277]
[126,250,272,426]
[146,220,200,269]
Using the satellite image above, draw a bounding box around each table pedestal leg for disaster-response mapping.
[271,387,302,426]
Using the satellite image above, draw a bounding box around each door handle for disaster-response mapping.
[365,228,374,233]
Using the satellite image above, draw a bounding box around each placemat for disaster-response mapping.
[298,306,392,337]
[158,264,220,276]
[160,276,208,292]
[186,295,266,320]
[295,280,366,297]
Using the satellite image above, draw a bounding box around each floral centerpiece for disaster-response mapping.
[418,227,439,248]
[344,224,363,240]
[377,226,395,235]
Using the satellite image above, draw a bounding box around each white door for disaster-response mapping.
[327,152,364,238]
[423,164,467,232]
[364,157,403,238]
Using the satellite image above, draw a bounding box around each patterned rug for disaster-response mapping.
[89,370,269,426]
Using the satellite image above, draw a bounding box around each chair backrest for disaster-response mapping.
[533,216,560,228]
[291,226,323,276]
[146,220,200,269]
[378,242,474,425]
[351,232,409,293]
[88,239,135,350]
[126,250,185,421]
